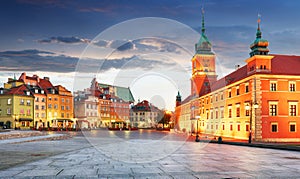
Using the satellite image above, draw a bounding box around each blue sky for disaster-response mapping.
[1,0,300,110]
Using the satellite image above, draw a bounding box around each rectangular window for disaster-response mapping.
[66,106,70,110]
[246,124,249,132]
[290,123,296,132]
[237,124,241,131]
[270,82,277,91]
[289,82,296,92]
[7,108,11,114]
[269,102,278,116]
[62,98,65,103]
[228,108,232,118]
[61,113,64,118]
[41,105,45,110]
[210,110,213,119]
[230,124,233,131]
[221,107,224,118]
[49,97,52,101]
[271,123,278,132]
[35,105,39,110]
[35,97,39,102]
[48,104,52,109]
[290,104,297,116]
[27,109,30,116]
[54,104,58,109]
[206,110,209,119]
[7,98,12,105]
[41,98,45,102]
[245,84,249,93]
[36,113,39,118]
[20,99,24,105]
[222,124,225,130]
[26,100,31,106]
[236,88,240,95]
[215,110,218,119]
[236,107,240,117]
[228,90,232,98]
[221,93,224,100]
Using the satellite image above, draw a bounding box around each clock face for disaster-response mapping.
[203,59,210,67]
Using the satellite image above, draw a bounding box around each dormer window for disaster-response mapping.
[26,91,30,96]
[41,90,44,94]
[35,89,38,93]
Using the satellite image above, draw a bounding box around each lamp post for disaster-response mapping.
[246,102,259,143]
[195,115,201,142]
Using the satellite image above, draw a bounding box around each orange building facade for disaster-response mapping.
[175,12,300,142]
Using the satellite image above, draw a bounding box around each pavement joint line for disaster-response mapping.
[56,169,64,176]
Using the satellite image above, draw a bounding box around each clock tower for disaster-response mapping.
[191,8,217,97]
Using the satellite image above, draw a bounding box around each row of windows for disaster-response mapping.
[199,102,298,119]
[269,102,298,116]
[35,113,46,118]
[271,123,296,132]
[270,81,296,92]
[198,122,297,133]
[35,97,46,102]
[48,112,70,118]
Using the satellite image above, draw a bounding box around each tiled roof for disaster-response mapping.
[270,54,300,75]
[38,79,54,89]
[211,65,248,91]
[6,84,32,96]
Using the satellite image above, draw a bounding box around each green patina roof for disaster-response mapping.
[249,18,269,57]
[98,83,134,102]
[115,86,134,102]
[195,8,214,55]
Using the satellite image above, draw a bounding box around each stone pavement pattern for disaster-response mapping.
[1,135,300,178]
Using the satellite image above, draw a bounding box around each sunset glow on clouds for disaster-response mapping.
[1,0,300,110]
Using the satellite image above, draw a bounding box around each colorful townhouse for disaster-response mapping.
[0,85,34,129]
[175,10,300,142]
[0,73,74,129]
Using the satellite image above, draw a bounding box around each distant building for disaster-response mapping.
[74,78,133,128]
[175,9,300,142]
[74,94,99,129]
[130,100,163,128]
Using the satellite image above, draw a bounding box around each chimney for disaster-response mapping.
[44,77,50,81]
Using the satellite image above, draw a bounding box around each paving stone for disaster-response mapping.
[15,169,61,177]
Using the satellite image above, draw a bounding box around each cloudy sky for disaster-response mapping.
[1,0,300,110]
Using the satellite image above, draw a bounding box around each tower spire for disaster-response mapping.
[201,7,205,34]
[256,13,262,39]
[249,13,269,57]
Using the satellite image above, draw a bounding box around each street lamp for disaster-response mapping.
[245,102,259,143]
[195,115,201,142]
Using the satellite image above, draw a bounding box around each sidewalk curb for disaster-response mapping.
[199,139,300,152]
